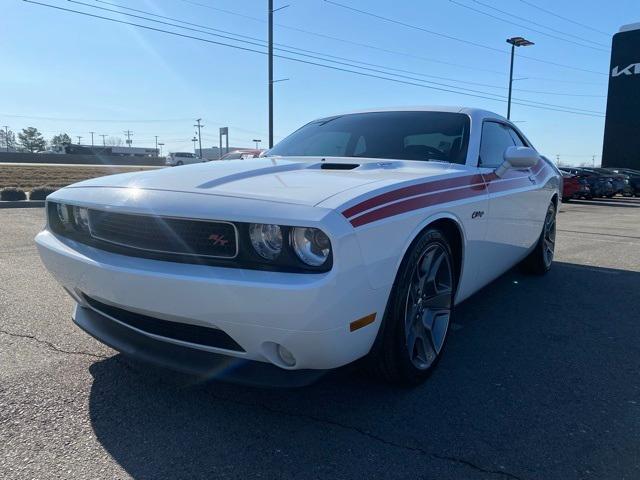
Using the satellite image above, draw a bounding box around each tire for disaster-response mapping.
[368,227,456,385]
[521,201,556,275]
[176,161,184,166]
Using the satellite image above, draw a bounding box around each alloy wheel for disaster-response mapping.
[404,244,453,370]
[543,204,556,267]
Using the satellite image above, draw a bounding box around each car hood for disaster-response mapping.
[67,157,460,206]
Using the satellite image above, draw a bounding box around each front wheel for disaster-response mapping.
[521,201,556,275]
[368,228,456,385]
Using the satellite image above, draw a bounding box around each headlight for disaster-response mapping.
[249,223,283,260]
[56,203,71,225]
[72,206,90,232]
[290,227,331,266]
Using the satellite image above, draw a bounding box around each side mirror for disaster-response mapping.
[495,146,540,177]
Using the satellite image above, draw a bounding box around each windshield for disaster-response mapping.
[267,111,470,164]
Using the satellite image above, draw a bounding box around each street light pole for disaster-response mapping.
[100,134,107,146]
[252,139,262,149]
[155,135,159,157]
[506,36,534,120]
[89,131,95,147]
[507,43,515,120]
[77,136,82,145]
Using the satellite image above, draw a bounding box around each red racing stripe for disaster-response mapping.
[342,174,483,219]
[350,185,486,228]
[347,161,551,228]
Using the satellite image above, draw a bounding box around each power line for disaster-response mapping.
[516,0,611,37]
[468,0,609,48]
[178,0,605,86]
[86,0,605,98]
[323,0,607,75]
[124,0,510,77]
[0,113,193,123]
[70,0,606,107]
[448,0,609,52]
[22,1,605,118]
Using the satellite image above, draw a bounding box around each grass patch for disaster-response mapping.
[0,165,160,191]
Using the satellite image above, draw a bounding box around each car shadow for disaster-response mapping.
[87,261,640,479]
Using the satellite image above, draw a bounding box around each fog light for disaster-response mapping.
[277,344,296,367]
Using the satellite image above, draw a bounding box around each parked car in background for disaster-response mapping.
[561,171,591,201]
[559,167,615,198]
[166,152,204,166]
[598,168,639,196]
[219,149,263,160]
[591,168,634,196]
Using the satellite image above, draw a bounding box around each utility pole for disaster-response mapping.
[592,155,596,167]
[253,139,262,149]
[124,130,133,149]
[100,134,107,146]
[3,126,9,152]
[506,37,534,120]
[556,154,560,165]
[158,142,164,157]
[77,136,83,145]
[89,131,95,147]
[154,135,159,157]
[268,0,274,148]
[194,119,204,158]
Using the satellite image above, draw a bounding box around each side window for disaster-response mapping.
[479,122,515,168]
[507,127,526,147]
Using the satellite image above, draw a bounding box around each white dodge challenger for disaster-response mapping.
[36,107,560,385]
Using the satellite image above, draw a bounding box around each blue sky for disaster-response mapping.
[1,0,637,164]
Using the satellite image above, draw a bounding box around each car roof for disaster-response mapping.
[329,106,508,121]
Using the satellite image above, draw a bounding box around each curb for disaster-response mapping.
[0,200,46,209]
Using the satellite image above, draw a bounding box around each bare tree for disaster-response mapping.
[0,128,17,151]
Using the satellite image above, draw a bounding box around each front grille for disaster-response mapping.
[88,210,238,259]
[83,295,245,352]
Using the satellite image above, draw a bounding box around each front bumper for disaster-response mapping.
[36,230,389,370]
[73,303,327,386]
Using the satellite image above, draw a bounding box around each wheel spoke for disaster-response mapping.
[423,290,452,310]
[429,310,450,354]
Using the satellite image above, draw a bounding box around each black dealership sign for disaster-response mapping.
[602,24,640,169]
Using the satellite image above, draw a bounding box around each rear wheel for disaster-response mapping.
[176,160,184,166]
[369,228,456,385]
[522,201,556,275]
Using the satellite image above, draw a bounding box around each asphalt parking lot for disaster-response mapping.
[1,198,639,479]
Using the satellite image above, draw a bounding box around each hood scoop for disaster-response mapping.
[320,162,360,170]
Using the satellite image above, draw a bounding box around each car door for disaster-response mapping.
[477,121,544,282]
